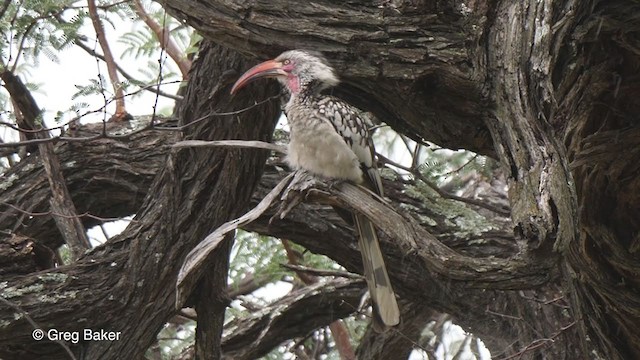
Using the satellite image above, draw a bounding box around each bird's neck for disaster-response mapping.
[289,80,330,104]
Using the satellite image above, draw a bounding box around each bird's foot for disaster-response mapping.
[326,178,348,190]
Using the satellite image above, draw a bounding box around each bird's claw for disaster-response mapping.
[326,178,347,190]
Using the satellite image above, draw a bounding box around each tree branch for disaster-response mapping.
[220,279,364,360]
[281,239,355,360]
[282,172,551,288]
[73,37,182,101]
[162,0,494,155]
[0,41,282,359]
[132,0,192,78]
[194,233,234,360]
[1,70,90,260]
[0,101,576,359]
[87,0,130,121]
[172,139,286,153]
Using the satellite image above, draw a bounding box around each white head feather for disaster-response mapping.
[275,50,340,91]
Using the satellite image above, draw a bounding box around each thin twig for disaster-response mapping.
[1,201,136,223]
[398,134,414,157]
[73,37,182,101]
[496,321,576,360]
[132,0,191,78]
[9,16,37,72]
[439,153,479,178]
[485,308,522,321]
[0,78,181,135]
[280,264,363,280]
[377,153,511,216]
[149,6,168,126]
[411,141,423,170]
[0,95,280,148]
[172,140,286,154]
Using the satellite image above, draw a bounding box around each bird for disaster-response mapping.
[231,50,400,331]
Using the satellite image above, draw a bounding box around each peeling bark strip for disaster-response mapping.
[0,117,577,358]
[176,173,293,306]
[173,139,287,153]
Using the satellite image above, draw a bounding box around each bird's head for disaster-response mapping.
[231,50,339,95]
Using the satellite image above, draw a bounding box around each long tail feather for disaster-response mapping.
[354,212,400,331]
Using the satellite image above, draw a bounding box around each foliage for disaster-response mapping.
[0,0,192,130]
[0,0,86,69]
[118,4,190,61]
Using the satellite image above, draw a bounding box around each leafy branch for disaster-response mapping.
[131,0,191,79]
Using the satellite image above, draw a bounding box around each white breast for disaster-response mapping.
[285,103,363,183]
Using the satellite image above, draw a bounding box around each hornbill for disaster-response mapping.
[231,50,400,331]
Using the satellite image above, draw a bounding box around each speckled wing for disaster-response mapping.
[316,97,384,196]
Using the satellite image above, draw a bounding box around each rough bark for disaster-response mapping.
[164,0,491,155]
[0,117,179,254]
[221,279,364,360]
[356,300,434,360]
[1,71,90,259]
[0,235,55,276]
[194,233,234,360]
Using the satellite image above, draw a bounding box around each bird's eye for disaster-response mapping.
[283,59,291,65]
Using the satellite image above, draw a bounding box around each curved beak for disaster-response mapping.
[230,59,286,94]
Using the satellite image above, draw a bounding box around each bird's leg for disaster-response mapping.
[325,178,349,190]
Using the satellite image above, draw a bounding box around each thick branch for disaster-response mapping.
[356,300,435,359]
[194,233,234,360]
[291,172,552,289]
[0,112,577,359]
[0,118,178,255]
[281,239,355,360]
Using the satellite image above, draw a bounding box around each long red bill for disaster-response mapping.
[230,60,286,94]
